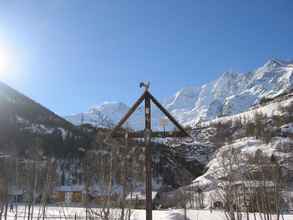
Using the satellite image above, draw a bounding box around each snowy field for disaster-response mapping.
[5,205,293,220]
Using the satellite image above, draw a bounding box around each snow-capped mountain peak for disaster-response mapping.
[165,86,200,111]
[65,59,293,130]
[89,101,129,114]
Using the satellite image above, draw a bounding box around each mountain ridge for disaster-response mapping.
[0,80,92,157]
[65,58,293,130]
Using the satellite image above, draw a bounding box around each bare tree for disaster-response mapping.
[159,117,169,134]
[39,159,57,220]
[215,147,246,220]
[0,157,10,220]
[214,145,287,220]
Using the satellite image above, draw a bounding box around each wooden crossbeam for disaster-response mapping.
[108,91,191,139]
[108,90,147,140]
[146,91,190,138]
[112,130,189,138]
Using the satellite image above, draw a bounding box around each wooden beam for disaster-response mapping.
[147,91,190,138]
[112,130,189,138]
[107,90,147,140]
[144,95,152,220]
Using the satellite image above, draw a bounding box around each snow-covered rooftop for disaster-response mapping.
[125,191,158,201]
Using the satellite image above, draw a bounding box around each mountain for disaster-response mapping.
[65,102,129,127]
[0,81,204,191]
[1,59,292,207]
[0,81,91,157]
[168,90,293,207]
[65,58,293,130]
[155,89,293,208]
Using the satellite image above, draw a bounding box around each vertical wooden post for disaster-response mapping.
[144,94,152,220]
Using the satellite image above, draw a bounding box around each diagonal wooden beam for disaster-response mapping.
[146,91,190,138]
[107,90,147,139]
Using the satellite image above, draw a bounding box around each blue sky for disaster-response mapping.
[0,0,293,116]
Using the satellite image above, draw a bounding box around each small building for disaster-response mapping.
[88,188,118,205]
[53,185,119,205]
[8,186,24,203]
[125,191,159,209]
[53,185,84,203]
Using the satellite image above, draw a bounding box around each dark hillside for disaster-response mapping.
[0,81,92,157]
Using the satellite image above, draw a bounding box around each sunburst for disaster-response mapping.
[0,45,13,77]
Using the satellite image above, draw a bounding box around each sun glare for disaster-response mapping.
[0,45,13,77]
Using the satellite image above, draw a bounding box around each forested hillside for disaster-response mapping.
[0,81,92,157]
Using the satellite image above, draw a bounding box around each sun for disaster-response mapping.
[0,46,13,77]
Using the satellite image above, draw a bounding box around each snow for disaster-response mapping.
[22,124,68,140]
[188,135,293,206]
[201,94,293,127]
[15,115,28,124]
[0,152,10,158]
[165,86,200,112]
[226,180,275,188]
[58,127,68,140]
[126,191,158,201]
[65,59,293,130]
[5,206,293,220]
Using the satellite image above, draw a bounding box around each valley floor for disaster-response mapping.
[4,205,293,220]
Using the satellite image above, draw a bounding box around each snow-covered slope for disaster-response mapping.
[165,90,292,204]
[157,92,293,209]
[200,91,293,127]
[65,58,293,130]
[191,136,293,192]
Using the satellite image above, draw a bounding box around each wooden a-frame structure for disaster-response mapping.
[108,83,190,220]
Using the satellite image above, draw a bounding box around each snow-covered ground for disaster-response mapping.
[5,206,293,220]
[132,209,293,220]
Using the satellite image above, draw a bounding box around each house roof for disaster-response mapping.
[8,186,23,195]
[55,185,84,192]
[54,184,122,196]
[125,191,158,201]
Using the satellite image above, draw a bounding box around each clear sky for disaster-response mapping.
[0,0,293,116]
